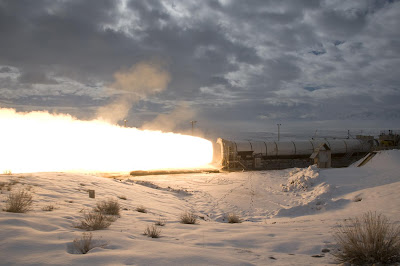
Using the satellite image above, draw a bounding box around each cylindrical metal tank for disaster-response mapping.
[235,142,252,152]
[251,142,265,155]
[216,138,372,165]
[294,141,315,156]
[325,140,346,154]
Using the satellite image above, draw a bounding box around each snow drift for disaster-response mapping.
[0,150,399,265]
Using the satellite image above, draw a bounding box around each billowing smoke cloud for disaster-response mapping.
[141,104,195,133]
[96,61,171,123]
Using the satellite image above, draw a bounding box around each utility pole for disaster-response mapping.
[124,120,127,127]
[190,120,197,136]
[277,123,281,141]
[312,129,318,140]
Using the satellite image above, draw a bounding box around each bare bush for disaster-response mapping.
[5,189,33,213]
[333,212,400,265]
[73,232,107,254]
[227,213,242,223]
[180,211,197,224]
[95,198,120,216]
[155,217,166,226]
[42,205,55,211]
[73,232,93,254]
[76,211,112,231]
[136,205,147,213]
[144,224,162,238]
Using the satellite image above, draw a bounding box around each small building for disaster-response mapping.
[310,143,331,168]
[378,130,400,147]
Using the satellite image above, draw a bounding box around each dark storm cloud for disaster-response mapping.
[18,71,58,84]
[0,66,12,73]
[0,0,137,81]
[122,0,262,100]
[0,0,399,134]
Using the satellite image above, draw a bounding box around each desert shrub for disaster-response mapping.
[42,205,55,211]
[155,217,166,226]
[136,205,147,213]
[180,211,197,224]
[76,210,112,231]
[227,213,242,223]
[333,212,400,265]
[95,198,120,216]
[5,189,33,213]
[144,224,162,238]
[352,195,363,202]
[73,232,107,254]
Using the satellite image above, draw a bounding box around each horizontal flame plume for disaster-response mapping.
[0,108,213,173]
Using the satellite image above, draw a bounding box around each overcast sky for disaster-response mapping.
[0,0,399,138]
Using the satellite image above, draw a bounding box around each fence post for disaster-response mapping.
[88,190,95,198]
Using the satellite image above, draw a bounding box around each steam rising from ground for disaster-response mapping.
[0,108,212,173]
[96,61,171,123]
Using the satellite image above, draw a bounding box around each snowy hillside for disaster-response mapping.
[1,150,399,265]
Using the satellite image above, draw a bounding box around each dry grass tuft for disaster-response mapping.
[227,213,242,223]
[95,198,120,216]
[144,224,162,238]
[180,211,197,224]
[73,232,94,254]
[136,205,147,213]
[73,232,107,254]
[42,205,55,211]
[5,189,33,213]
[333,211,400,265]
[155,217,166,226]
[76,211,113,231]
[0,182,7,190]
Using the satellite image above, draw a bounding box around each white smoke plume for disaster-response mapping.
[141,104,195,133]
[97,61,171,123]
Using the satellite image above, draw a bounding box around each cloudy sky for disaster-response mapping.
[0,0,399,138]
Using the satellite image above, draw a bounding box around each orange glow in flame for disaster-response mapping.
[0,108,213,173]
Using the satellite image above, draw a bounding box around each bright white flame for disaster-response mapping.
[0,108,213,173]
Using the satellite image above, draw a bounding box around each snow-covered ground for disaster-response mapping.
[1,150,399,265]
